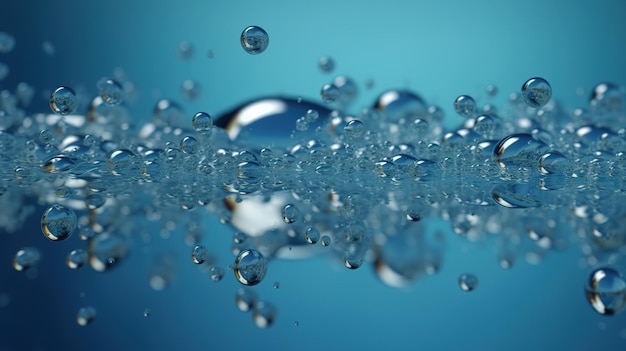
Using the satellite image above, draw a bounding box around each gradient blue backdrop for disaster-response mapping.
[1,1,626,350]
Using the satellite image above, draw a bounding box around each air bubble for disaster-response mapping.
[282,204,298,224]
[66,249,88,269]
[181,80,201,100]
[253,301,276,329]
[321,83,339,103]
[209,266,225,281]
[318,56,335,73]
[459,273,478,291]
[97,77,125,105]
[41,205,77,241]
[235,288,257,312]
[180,136,199,154]
[192,245,209,264]
[241,26,269,55]
[76,306,97,326]
[321,235,331,247]
[585,267,626,315]
[305,227,320,244]
[521,77,552,108]
[192,112,213,134]
[234,249,268,286]
[13,247,40,272]
[0,32,15,53]
[344,119,365,139]
[49,86,78,115]
[453,95,476,118]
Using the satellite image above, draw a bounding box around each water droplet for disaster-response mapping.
[459,273,478,291]
[282,204,298,224]
[49,86,78,115]
[38,129,53,143]
[192,245,208,264]
[234,249,268,286]
[318,56,335,73]
[42,155,75,173]
[273,281,280,289]
[305,109,319,121]
[589,82,624,113]
[42,40,55,55]
[13,247,40,272]
[66,249,87,269]
[305,227,320,244]
[321,235,331,247]
[143,308,151,317]
[235,288,257,312]
[453,95,477,118]
[344,119,365,139]
[192,112,213,134]
[538,151,569,175]
[253,301,276,329]
[585,267,626,315]
[76,306,96,326]
[241,26,269,55]
[493,133,548,169]
[209,265,224,282]
[521,77,552,108]
[97,77,125,105]
[153,99,186,127]
[41,204,77,241]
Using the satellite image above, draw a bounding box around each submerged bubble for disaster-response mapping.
[344,119,365,139]
[253,301,276,329]
[143,308,151,317]
[493,133,548,169]
[234,249,268,286]
[13,247,41,272]
[453,95,476,118]
[374,90,427,121]
[585,267,626,315]
[192,245,208,264]
[282,204,298,224]
[180,136,199,154]
[97,77,125,105]
[209,266,224,281]
[0,32,15,53]
[41,205,77,241]
[305,227,320,244]
[273,281,280,289]
[321,83,339,103]
[321,235,331,247]
[521,77,552,108]
[49,86,78,115]
[181,79,201,100]
[241,26,269,55]
[458,273,478,291]
[192,112,213,134]
[106,149,136,176]
[318,56,335,73]
[66,249,88,269]
[76,306,96,326]
[88,233,129,272]
[235,288,257,312]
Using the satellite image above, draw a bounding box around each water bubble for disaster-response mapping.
[493,133,548,169]
[49,86,78,115]
[192,112,213,134]
[209,266,224,281]
[38,129,53,144]
[180,136,199,154]
[97,77,125,105]
[66,249,88,269]
[253,301,276,329]
[321,235,331,247]
[233,232,247,244]
[192,245,209,264]
[106,149,136,176]
[344,119,365,139]
[453,95,476,118]
[235,288,257,312]
[486,84,498,97]
[305,109,319,121]
[178,41,193,58]
[585,267,626,315]
[240,26,269,55]
[273,281,280,289]
[305,227,320,244]
[318,56,335,73]
[143,308,151,317]
[79,227,96,241]
[42,155,75,173]
[459,273,478,291]
[282,204,299,224]
[88,233,129,272]
[13,247,40,271]
[374,90,427,122]
[537,152,569,175]
[321,83,339,103]
[474,115,495,135]
[294,321,299,327]
[76,306,96,326]
[0,32,15,53]
[41,205,77,241]
[295,117,308,131]
[589,82,624,113]
[521,77,552,108]
[181,79,201,101]
[234,249,268,286]
[153,99,185,127]
[85,193,106,210]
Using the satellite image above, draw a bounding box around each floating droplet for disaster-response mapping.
[321,235,331,247]
[66,249,87,269]
[234,249,268,286]
[209,265,224,282]
[88,233,129,272]
[41,205,77,241]
[344,119,365,139]
[273,281,280,289]
[143,308,151,317]
[459,273,478,291]
[585,267,626,315]
[521,77,552,108]
[321,83,339,103]
[0,32,15,53]
[181,79,201,101]
[49,86,78,115]
[180,136,199,154]
[493,133,548,169]
[13,247,40,272]
[192,245,208,264]
[106,149,136,176]
[76,306,96,326]
[241,26,269,55]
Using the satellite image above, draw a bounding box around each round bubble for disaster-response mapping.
[453,95,477,118]
[459,273,478,291]
[321,83,339,103]
[0,32,15,53]
[234,249,268,286]
[97,77,125,105]
[181,79,201,101]
[106,149,135,176]
[76,306,96,326]
[585,267,626,315]
[240,26,269,55]
[88,233,129,272]
[13,247,40,272]
[344,119,365,139]
[180,136,199,154]
[318,56,335,73]
[321,235,331,247]
[521,77,552,108]
[41,205,77,241]
[253,301,276,329]
[66,249,88,269]
[305,227,320,244]
[374,90,427,122]
[192,245,208,264]
[209,266,224,282]
[235,288,257,312]
[282,204,298,224]
[49,86,78,115]
[192,112,213,134]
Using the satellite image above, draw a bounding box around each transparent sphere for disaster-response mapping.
[191,245,208,264]
[344,119,365,139]
[76,306,97,326]
[49,86,78,115]
[585,267,626,315]
[192,112,213,134]
[321,235,331,247]
[521,77,552,108]
[41,205,77,241]
[321,83,340,103]
[106,149,136,176]
[234,249,268,286]
[209,266,224,282]
[282,204,299,224]
[453,95,476,118]
[13,247,40,271]
[318,56,335,73]
[97,77,125,105]
[305,227,320,244]
[180,136,199,154]
[253,301,276,329]
[66,249,88,269]
[181,79,201,101]
[240,26,269,55]
[459,273,478,291]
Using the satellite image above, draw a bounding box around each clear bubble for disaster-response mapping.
[493,133,548,169]
[192,112,213,134]
[321,235,331,247]
[181,79,201,101]
[88,233,129,272]
[295,117,308,131]
[233,232,247,244]
[282,204,298,224]
[273,281,280,289]
[143,308,151,317]
[76,306,97,326]
[321,83,339,103]
[585,267,626,315]
[38,129,53,143]
[85,193,106,210]
[538,152,569,175]
[240,26,269,55]
[180,136,199,154]
[486,84,498,97]
[294,321,299,327]
[42,155,75,173]
[374,90,427,122]
[79,227,96,241]
[253,301,276,329]
[521,77,552,108]
[49,86,78,115]
[13,247,41,272]
[97,77,125,105]
[459,273,478,291]
[474,115,495,135]
[41,205,77,241]
[209,265,224,282]
[66,249,88,269]
[305,109,319,121]
[318,56,335,73]
[234,249,268,286]
[305,227,320,244]
[344,119,365,139]
[590,82,623,112]
[453,95,477,118]
[106,149,136,176]
[0,32,15,53]
[192,245,209,264]
[235,288,257,312]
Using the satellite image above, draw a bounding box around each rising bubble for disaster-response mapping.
[253,301,276,329]
[241,26,269,55]
[97,77,125,105]
[459,273,478,291]
[235,288,257,312]
[41,205,77,241]
[76,306,96,326]
[282,204,298,224]
[234,249,268,286]
[521,77,552,108]
[66,249,88,269]
[13,247,40,272]
[585,267,626,315]
[192,245,208,264]
[49,86,78,115]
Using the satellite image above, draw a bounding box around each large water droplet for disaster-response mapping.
[585,267,626,315]
[241,26,269,55]
[41,205,77,241]
[234,249,268,286]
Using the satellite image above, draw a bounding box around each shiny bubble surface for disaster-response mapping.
[66,249,88,269]
[521,77,552,108]
[253,301,276,329]
[282,204,298,224]
[235,288,257,312]
[234,249,268,286]
[97,77,125,105]
[49,86,78,115]
[76,306,97,326]
[41,205,77,241]
[585,267,626,315]
[13,247,40,272]
[192,245,208,264]
[454,95,477,118]
[241,26,269,55]
[192,112,213,134]
[459,273,478,291]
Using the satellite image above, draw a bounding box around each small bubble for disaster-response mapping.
[305,109,319,121]
[253,301,276,329]
[240,26,269,55]
[38,129,53,143]
[305,227,320,244]
[273,281,280,289]
[521,77,552,108]
[66,249,87,269]
[180,136,199,154]
[79,227,96,241]
[49,86,78,115]
[318,56,335,73]
[41,205,77,241]
[234,249,268,286]
[235,288,257,312]
[192,112,213,134]
[178,41,193,58]
[143,308,151,317]
[13,247,40,271]
[459,273,478,292]
[321,235,331,247]
[181,79,201,100]
[192,245,209,264]
[295,117,309,131]
[76,306,96,326]
[344,119,365,139]
[282,204,299,224]
[97,77,125,105]
[321,83,339,103]
[85,193,106,210]
[233,232,247,244]
[294,321,299,327]
[485,84,498,97]
[453,95,476,118]
[209,265,225,282]
[106,149,136,176]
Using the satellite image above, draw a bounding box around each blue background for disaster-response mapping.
[1,0,626,350]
